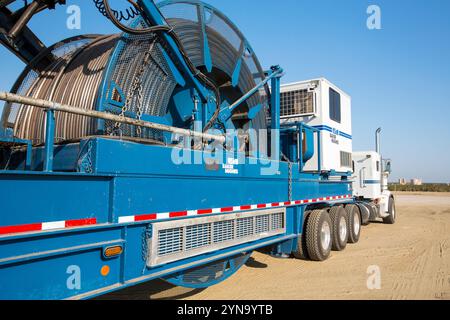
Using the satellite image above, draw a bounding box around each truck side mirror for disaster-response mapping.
[385,161,392,173]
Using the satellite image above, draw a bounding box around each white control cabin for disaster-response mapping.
[280,78,352,173]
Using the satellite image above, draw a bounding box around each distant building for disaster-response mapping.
[411,179,423,186]
[399,178,407,185]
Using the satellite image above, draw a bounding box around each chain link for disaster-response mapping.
[113,42,155,136]
[141,224,152,274]
[288,161,293,201]
[281,153,293,201]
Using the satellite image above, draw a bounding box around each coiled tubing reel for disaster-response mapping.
[1,0,270,148]
[0,0,271,288]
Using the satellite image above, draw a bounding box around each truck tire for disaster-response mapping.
[345,204,361,244]
[357,203,371,226]
[305,209,332,261]
[383,197,396,224]
[329,206,348,251]
[293,210,311,260]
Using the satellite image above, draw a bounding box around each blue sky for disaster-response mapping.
[1,0,449,182]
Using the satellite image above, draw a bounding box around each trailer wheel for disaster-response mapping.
[383,197,396,224]
[329,206,348,251]
[345,204,361,244]
[305,209,332,261]
[293,210,311,260]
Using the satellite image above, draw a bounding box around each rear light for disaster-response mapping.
[103,245,123,258]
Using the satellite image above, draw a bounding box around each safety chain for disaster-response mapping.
[288,161,293,201]
[77,140,94,173]
[281,153,293,201]
[113,42,155,137]
[141,224,152,274]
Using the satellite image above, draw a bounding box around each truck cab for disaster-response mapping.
[352,129,396,224]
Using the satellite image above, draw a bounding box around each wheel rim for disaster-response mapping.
[339,216,347,241]
[391,206,395,219]
[321,221,331,251]
[353,212,360,235]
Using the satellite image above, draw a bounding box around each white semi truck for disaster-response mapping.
[352,128,396,225]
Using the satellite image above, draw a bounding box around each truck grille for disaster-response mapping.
[147,208,286,267]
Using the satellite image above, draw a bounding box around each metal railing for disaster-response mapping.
[0,91,226,172]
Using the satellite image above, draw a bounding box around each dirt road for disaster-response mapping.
[100,192,450,300]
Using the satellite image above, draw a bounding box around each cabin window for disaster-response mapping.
[329,88,341,123]
[376,161,380,172]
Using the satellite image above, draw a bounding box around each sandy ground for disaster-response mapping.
[100,192,450,300]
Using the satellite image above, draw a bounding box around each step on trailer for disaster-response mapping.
[0,0,395,300]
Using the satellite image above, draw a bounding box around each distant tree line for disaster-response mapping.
[389,183,450,192]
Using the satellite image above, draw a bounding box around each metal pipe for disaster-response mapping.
[375,127,383,193]
[226,67,284,115]
[298,124,302,169]
[270,66,282,162]
[7,0,41,39]
[44,109,55,172]
[0,91,226,143]
[375,127,381,154]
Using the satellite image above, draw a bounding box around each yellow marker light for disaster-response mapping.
[104,245,123,258]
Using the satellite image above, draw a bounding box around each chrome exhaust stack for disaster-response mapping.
[375,127,382,154]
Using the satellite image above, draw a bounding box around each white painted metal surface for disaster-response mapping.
[352,151,382,200]
[280,78,353,173]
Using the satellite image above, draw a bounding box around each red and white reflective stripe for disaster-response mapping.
[0,195,353,235]
[0,218,97,236]
[118,194,353,224]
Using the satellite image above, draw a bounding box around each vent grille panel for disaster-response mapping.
[271,213,284,230]
[280,89,314,118]
[256,215,270,234]
[186,223,211,251]
[213,220,235,244]
[158,227,183,256]
[148,209,286,267]
[237,217,254,239]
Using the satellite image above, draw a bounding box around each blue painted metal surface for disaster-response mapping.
[43,110,55,172]
[0,134,352,299]
[0,66,352,299]
[163,252,252,289]
[0,0,355,300]
[219,66,282,124]
[270,66,282,162]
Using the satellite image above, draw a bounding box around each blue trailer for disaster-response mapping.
[0,0,374,300]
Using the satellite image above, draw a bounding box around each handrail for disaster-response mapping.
[0,91,226,143]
